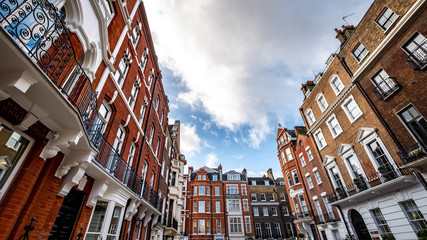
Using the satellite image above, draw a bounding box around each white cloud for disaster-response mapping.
[180,123,201,157]
[146,0,371,148]
[205,153,219,168]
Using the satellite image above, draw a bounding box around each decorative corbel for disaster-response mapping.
[86,178,109,207]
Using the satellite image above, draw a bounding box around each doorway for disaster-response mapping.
[350,209,371,240]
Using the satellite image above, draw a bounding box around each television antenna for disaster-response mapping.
[342,13,355,25]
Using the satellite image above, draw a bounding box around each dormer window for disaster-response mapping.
[316,94,329,112]
[227,174,240,181]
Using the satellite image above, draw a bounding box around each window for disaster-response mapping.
[299,153,306,166]
[371,69,398,100]
[330,75,344,95]
[327,114,343,138]
[140,48,149,72]
[255,223,262,239]
[314,171,322,184]
[198,219,205,234]
[206,220,211,234]
[285,147,293,161]
[286,222,293,236]
[155,96,160,112]
[107,206,123,239]
[400,200,427,232]
[226,185,238,195]
[366,139,394,177]
[194,187,197,196]
[251,193,257,201]
[291,169,300,185]
[352,42,368,62]
[216,201,221,213]
[227,174,241,180]
[241,185,247,195]
[147,69,154,89]
[131,23,141,46]
[263,207,269,216]
[376,6,397,31]
[245,216,252,233]
[113,54,129,87]
[193,220,197,234]
[97,102,111,134]
[243,199,249,211]
[307,175,314,188]
[370,208,392,235]
[198,201,205,213]
[286,173,292,187]
[197,175,201,180]
[215,186,220,196]
[154,137,160,156]
[316,94,329,112]
[216,220,221,234]
[265,223,272,238]
[314,129,327,149]
[282,206,289,215]
[148,124,155,145]
[86,201,108,239]
[280,151,286,163]
[274,223,282,238]
[306,109,316,125]
[229,217,242,233]
[271,207,278,216]
[403,33,427,69]
[314,199,325,222]
[342,96,362,122]
[212,174,218,181]
[227,199,240,212]
[260,193,266,201]
[206,201,210,212]
[306,147,314,161]
[298,194,309,214]
[398,105,427,147]
[268,193,274,201]
[329,166,345,191]
[344,154,366,188]
[171,172,177,187]
[280,193,286,201]
[264,180,270,186]
[253,207,259,216]
[108,126,125,171]
[323,196,333,217]
[138,100,146,126]
[102,0,115,24]
[199,186,205,195]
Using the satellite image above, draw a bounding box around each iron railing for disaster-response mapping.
[406,40,427,70]
[327,163,413,203]
[293,211,312,220]
[372,77,399,100]
[0,0,162,211]
[398,143,427,164]
[352,175,369,192]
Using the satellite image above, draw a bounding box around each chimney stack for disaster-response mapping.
[335,25,356,45]
[218,164,223,181]
[267,168,274,180]
[242,168,247,176]
[301,81,316,98]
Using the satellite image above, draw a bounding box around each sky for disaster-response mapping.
[144,0,373,177]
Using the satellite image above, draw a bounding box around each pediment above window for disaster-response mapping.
[337,144,354,156]
[356,127,378,143]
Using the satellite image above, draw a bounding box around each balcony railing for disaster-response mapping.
[372,77,399,100]
[406,40,427,70]
[293,211,312,220]
[398,143,427,164]
[328,163,413,203]
[0,0,162,211]
[166,216,178,230]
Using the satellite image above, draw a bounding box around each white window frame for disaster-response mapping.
[216,201,221,213]
[271,207,278,216]
[340,148,368,187]
[243,199,249,211]
[358,130,397,172]
[329,74,344,95]
[291,169,300,185]
[306,147,314,161]
[260,193,266,201]
[314,170,322,184]
[215,186,220,196]
[226,184,238,195]
[326,114,343,138]
[251,193,257,201]
[341,95,363,123]
[370,68,397,99]
[402,32,427,70]
[253,207,259,216]
[375,6,398,31]
[113,54,130,87]
[352,42,369,62]
[307,175,314,189]
[285,147,293,161]
[316,93,329,112]
[314,129,327,150]
[306,108,316,126]
[244,216,252,233]
[241,184,247,195]
[263,207,269,216]
[228,217,243,234]
[227,199,241,212]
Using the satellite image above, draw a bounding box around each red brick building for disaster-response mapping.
[0,0,172,239]
[184,165,255,240]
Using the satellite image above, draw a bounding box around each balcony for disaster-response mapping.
[406,40,427,70]
[293,211,313,222]
[372,77,399,100]
[327,164,415,207]
[0,0,162,211]
[314,211,338,225]
[398,143,427,169]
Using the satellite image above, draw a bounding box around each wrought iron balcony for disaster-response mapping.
[324,211,337,222]
[0,0,162,211]
[352,175,369,192]
[398,143,427,165]
[293,211,312,220]
[372,77,399,100]
[406,40,427,70]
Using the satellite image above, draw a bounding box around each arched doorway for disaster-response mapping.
[350,209,371,240]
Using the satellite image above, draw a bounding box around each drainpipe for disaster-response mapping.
[336,205,352,238]
[210,182,213,240]
[222,181,229,240]
[190,185,194,240]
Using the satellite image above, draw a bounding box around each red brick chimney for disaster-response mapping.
[301,81,316,97]
[335,25,355,44]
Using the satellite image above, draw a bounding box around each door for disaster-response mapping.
[49,188,85,240]
[350,209,371,240]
